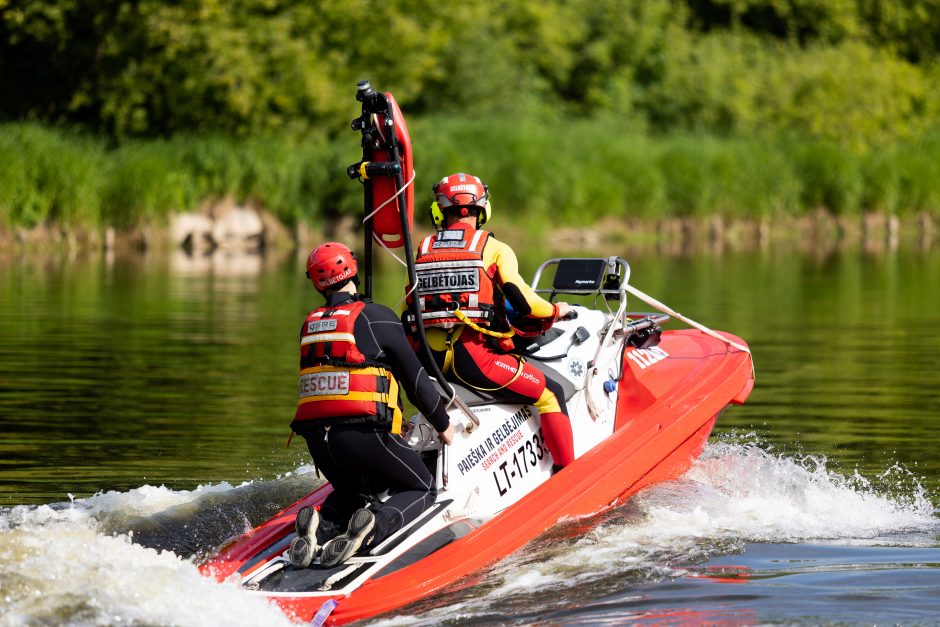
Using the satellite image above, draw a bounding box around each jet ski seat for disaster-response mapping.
[446,363,576,408]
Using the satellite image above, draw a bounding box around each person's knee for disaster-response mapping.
[534,385,562,415]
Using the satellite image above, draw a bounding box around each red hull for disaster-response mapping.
[201,329,753,624]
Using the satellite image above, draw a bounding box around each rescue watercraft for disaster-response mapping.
[200,254,754,624]
[200,82,755,625]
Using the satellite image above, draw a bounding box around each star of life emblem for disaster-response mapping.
[568,358,585,379]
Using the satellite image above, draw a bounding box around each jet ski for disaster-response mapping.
[199,82,755,625]
[200,255,754,625]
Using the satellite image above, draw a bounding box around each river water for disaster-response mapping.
[1,244,938,625]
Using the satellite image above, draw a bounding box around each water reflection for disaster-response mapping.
[1,244,939,506]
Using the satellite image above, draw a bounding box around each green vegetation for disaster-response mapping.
[2,0,940,230]
[3,121,939,232]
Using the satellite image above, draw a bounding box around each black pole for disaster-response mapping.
[348,81,456,399]
[362,178,374,299]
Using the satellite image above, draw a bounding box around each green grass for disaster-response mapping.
[2,121,939,234]
[0,124,105,228]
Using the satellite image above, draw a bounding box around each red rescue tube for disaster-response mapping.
[367,92,413,249]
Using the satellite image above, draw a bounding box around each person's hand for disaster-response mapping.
[555,302,575,320]
[438,423,455,446]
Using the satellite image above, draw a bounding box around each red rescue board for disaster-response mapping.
[368,92,414,249]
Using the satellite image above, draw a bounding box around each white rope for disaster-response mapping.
[372,231,409,269]
[363,168,416,223]
[363,168,417,272]
[623,283,753,355]
[395,279,419,309]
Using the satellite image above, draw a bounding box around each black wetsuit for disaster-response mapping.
[290,291,451,548]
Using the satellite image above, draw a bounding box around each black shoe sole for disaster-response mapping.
[289,506,320,568]
[319,509,375,568]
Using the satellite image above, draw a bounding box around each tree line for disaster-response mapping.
[2,0,939,147]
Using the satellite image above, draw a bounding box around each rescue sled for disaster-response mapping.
[200,256,755,625]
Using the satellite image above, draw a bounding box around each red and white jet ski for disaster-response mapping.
[200,255,754,625]
[200,82,754,625]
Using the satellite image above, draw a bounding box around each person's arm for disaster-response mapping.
[487,238,570,319]
[366,306,453,438]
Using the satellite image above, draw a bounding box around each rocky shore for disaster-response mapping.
[2,201,936,264]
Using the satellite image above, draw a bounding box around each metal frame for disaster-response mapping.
[347,82,478,476]
[531,256,632,327]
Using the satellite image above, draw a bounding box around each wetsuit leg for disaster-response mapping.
[296,424,368,544]
[450,333,575,466]
[366,430,436,544]
[298,423,434,547]
[535,376,575,467]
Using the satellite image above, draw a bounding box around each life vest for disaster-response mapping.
[293,300,403,433]
[411,228,498,329]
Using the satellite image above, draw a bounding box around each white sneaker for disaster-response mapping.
[288,506,320,568]
[319,508,375,568]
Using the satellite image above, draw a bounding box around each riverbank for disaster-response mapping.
[1,205,934,267]
[4,122,940,245]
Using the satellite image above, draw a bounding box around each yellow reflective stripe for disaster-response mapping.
[308,310,353,318]
[298,390,388,404]
[301,332,356,345]
[298,365,402,433]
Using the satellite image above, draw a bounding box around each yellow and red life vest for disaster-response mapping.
[293,300,403,433]
[411,228,499,329]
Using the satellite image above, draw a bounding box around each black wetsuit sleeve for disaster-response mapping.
[362,304,452,433]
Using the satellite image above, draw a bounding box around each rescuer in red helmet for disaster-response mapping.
[407,173,576,472]
[288,242,454,570]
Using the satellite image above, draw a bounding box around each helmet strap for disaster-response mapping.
[445,206,482,228]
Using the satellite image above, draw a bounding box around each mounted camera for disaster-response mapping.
[356,81,387,114]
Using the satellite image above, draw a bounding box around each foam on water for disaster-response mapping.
[530,437,934,587]
[372,437,938,626]
[2,442,936,626]
[0,469,317,626]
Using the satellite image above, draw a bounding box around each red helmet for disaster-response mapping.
[306,242,358,291]
[431,173,491,226]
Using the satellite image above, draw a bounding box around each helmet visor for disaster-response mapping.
[435,191,488,209]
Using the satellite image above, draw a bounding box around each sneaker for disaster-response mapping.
[288,506,320,568]
[319,508,375,568]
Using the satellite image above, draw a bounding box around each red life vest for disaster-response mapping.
[293,300,403,433]
[411,227,498,329]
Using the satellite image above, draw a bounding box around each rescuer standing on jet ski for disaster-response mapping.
[289,242,454,570]
[408,173,576,471]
